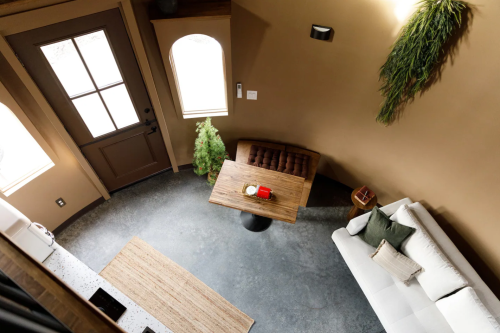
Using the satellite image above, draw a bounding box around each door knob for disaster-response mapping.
[144,108,151,113]
[147,126,157,135]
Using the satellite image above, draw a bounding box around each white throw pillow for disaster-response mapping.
[370,239,423,285]
[391,204,468,301]
[436,287,500,333]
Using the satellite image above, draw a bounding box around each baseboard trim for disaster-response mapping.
[53,197,105,236]
[178,163,194,170]
[109,167,172,194]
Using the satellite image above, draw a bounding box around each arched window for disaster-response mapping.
[170,34,227,118]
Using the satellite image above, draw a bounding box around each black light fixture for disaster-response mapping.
[310,24,333,41]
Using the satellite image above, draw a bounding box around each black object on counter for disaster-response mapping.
[89,288,126,322]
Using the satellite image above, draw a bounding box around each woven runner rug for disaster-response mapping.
[100,236,254,333]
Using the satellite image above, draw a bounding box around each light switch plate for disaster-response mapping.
[247,91,257,100]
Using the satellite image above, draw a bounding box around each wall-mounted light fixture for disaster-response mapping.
[310,24,333,41]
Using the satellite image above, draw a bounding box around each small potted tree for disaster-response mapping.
[193,117,230,185]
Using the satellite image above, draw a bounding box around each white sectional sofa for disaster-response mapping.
[332,198,500,333]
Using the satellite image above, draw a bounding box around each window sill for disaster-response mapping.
[1,162,55,197]
[182,110,228,119]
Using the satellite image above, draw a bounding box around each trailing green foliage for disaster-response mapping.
[378,0,467,124]
[193,117,230,185]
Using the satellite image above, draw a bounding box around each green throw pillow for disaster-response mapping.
[358,207,415,250]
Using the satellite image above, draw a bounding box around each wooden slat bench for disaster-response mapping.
[235,140,321,207]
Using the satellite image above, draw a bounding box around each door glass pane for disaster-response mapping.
[100,84,139,129]
[41,39,95,98]
[171,34,227,112]
[72,93,116,137]
[74,30,123,88]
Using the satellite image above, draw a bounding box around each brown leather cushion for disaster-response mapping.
[247,145,309,178]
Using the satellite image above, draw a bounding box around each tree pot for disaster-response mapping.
[156,0,178,14]
[208,170,219,184]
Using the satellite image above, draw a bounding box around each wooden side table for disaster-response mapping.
[347,187,378,221]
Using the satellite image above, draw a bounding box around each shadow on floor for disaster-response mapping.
[307,174,354,208]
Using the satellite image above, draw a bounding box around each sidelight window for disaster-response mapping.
[170,34,227,118]
[0,103,54,196]
[41,30,139,138]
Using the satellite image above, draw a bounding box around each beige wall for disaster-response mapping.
[133,0,500,288]
[0,0,498,292]
[0,53,102,231]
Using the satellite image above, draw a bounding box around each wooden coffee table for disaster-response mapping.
[347,187,378,221]
[209,160,305,231]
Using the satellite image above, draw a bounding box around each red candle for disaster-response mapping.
[257,186,271,199]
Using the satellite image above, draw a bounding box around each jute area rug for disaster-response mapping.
[100,237,254,333]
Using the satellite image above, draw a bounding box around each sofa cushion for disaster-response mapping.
[247,145,309,178]
[336,200,500,332]
[391,204,468,301]
[405,202,500,321]
[371,239,422,285]
[346,198,414,235]
[436,287,500,333]
[358,207,415,250]
[332,228,454,333]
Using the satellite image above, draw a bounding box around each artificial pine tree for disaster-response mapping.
[192,117,230,185]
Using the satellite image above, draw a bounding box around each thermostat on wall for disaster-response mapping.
[237,83,242,98]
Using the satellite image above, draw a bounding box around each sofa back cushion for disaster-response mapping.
[247,145,309,178]
[406,203,500,321]
[436,287,500,333]
[391,204,468,301]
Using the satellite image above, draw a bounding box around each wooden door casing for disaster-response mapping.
[7,8,171,191]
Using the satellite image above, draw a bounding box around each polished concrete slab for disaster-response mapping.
[56,169,385,333]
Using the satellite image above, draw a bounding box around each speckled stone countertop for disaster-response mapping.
[44,246,172,333]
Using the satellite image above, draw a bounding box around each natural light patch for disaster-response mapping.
[391,0,418,22]
[72,93,116,137]
[100,84,139,129]
[0,103,54,196]
[74,30,123,89]
[170,34,227,116]
[41,39,95,98]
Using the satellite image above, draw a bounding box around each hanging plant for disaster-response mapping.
[377,0,468,125]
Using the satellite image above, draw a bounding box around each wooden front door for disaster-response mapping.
[7,9,171,192]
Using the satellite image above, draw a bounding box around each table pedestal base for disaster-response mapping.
[240,211,272,232]
[347,205,364,222]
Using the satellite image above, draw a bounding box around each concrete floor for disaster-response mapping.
[56,169,385,333]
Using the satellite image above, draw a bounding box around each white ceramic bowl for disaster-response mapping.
[246,186,257,195]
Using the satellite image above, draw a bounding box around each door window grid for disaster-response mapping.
[40,30,140,138]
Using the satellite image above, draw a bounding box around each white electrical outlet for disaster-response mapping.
[55,198,66,207]
[247,91,257,100]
